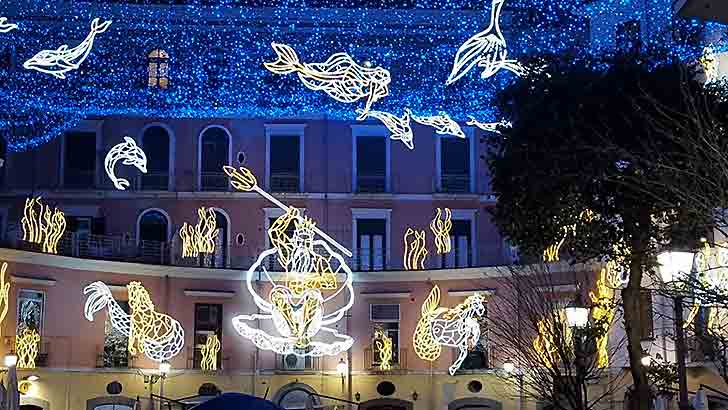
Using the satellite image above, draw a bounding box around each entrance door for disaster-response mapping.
[359,399,413,410]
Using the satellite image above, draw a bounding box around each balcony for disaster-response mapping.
[363,346,408,372]
[2,335,72,368]
[140,172,169,190]
[201,172,229,191]
[270,172,300,193]
[63,170,95,189]
[96,344,135,369]
[354,248,387,271]
[274,353,321,372]
[441,173,470,193]
[186,347,231,370]
[357,174,386,193]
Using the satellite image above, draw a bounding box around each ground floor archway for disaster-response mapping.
[273,382,321,410]
[448,397,503,410]
[359,398,413,410]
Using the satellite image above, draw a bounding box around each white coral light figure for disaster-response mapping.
[412,111,466,139]
[225,166,355,357]
[446,0,525,85]
[0,18,17,33]
[83,281,184,362]
[24,18,111,79]
[357,109,415,150]
[265,43,391,119]
[413,285,485,375]
[105,137,147,190]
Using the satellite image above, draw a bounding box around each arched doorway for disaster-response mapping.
[448,398,503,410]
[199,126,230,191]
[273,383,320,410]
[86,396,136,410]
[137,209,170,263]
[141,125,171,190]
[20,397,51,410]
[359,398,413,410]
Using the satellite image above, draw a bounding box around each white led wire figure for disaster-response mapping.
[265,43,391,120]
[446,0,526,85]
[83,281,185,362]
[413,285,485,375]
[357,108,415,150]
[0,18,17,33]
[24,18,112,79]
[467,117,512,134]
[104,137,147,190]
[411,111,466,139]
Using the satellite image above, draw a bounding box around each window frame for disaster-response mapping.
[370,303,401,367]
[351,124,391,193]
[138,123,175,191]
[435,127,476,193]
[59,121,102,189]
[16,288,46,336]
[351,208,391,271]
[439,209,477,268]
[136,208,171,245]
[193,303,223,370]
[147,48,170,89]
[197,125,232,191]
[265,124,306,193]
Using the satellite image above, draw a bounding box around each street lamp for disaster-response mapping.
[564,298,589,329]
[656,251,694,410]
[4,353,17,368]
[336,358,347,379]
[502,360,523,410]
[502,360,515,374]
[564,294,590,410]
[640,352,652,367]
[159,361,171,375]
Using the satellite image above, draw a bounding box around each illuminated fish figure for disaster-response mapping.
[412,111,466,139]
[466,117,512,134]
[104,137,147,190]
[265,43,391,120]
[0,18,17,33]
[357,108,414,150]
[24,18,111,79]
[446,0,526,85]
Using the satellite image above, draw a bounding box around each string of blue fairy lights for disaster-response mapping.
[0,0,723,152]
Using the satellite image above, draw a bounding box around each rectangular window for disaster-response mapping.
[194,303,223,369]
[17,289,44,335]
[356,135,386,193]
[103,300,130,368]
[440,137,470,193]
[64,132,96,188]
[640,290,654,340]
[617,19,641,54]
[357,219,386,271]
[269,134,300,193]
[371,304,400,367]
[441,219,472,268]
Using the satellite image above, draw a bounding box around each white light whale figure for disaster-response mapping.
[225,166,355,357]
[446,0,526,85]
[412,111,466,139]
[467,117,512,133]
[0,18,17,33]
[24,18,111,79]
[265,43,391,120]
[357,108,415,150]
[105,137,147,190]
[83,281,185,363]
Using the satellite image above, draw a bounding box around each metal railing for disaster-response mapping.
[200,172,229,191]
[356,174,386,193]
[63,170,95,189]
[97,344,135,369]
[274,353,321,372]
[186,346,230,370]
[441,173,470,193]
[140,172,169,191]
[270,173,300,192]
[2,335,72,368]
[363,346,408,371]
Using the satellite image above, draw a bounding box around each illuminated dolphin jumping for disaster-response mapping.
[0,18,17,33]
[446,0,525,85]
[265,43,391,120]
[411,111,466,139]
[24,18,112,79]
[357,108,415,150]
[105,137,147,190]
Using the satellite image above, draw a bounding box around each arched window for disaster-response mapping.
[141,126,170,190]
[138,209,169,243]
[199,126,230,191]
[148,49,169,89]
[213,209,228,267]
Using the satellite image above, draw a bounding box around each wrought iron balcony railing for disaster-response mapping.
[200,172,230,191]
[440,173,470,193]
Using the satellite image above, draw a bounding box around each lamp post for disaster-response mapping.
[144,361,170,410]
[336,358,347,389]
[503,360,524,410]
[564,296,590,410]
[656,251,694,410]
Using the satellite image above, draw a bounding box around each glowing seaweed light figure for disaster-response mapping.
[104,137,147,190]
[21,197,67,254]
[179,207,220,258]
[0,263,10,336]
[0,17,17,33]
[374,327,393,371]
[446,0,526,85]
[413,285,485,375]
[533,312,572,367]
[265,43,390,119]
[200,334,221,371]
[83,281,185,362]
[411,112,466,139]
[430,208,452,254]
[16,329,40,369]
[224,166,355,357]
[589,264,616,368]
[23,18,112,79]
[403,228,428,270]
[357,108,415,150]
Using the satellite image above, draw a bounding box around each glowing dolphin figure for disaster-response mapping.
[265,43,391,120]
[0,18,17,33]
[105,137,147,190]
[466,117,512,134]
[446,0,526,85]
[357,108,414,150]
[24,18,112,79]
[412,111,466,139]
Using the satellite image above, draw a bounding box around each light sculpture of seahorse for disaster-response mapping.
[411,112,466,139]
[83,281,184,362]
[413,285,485,375]
[105,137,147,190]
[0,17,17,33]
[357,109,415,150]
[446,0,526,85]
[24,18,112,79]
[265,43,391,119]
[200,334,221,371]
